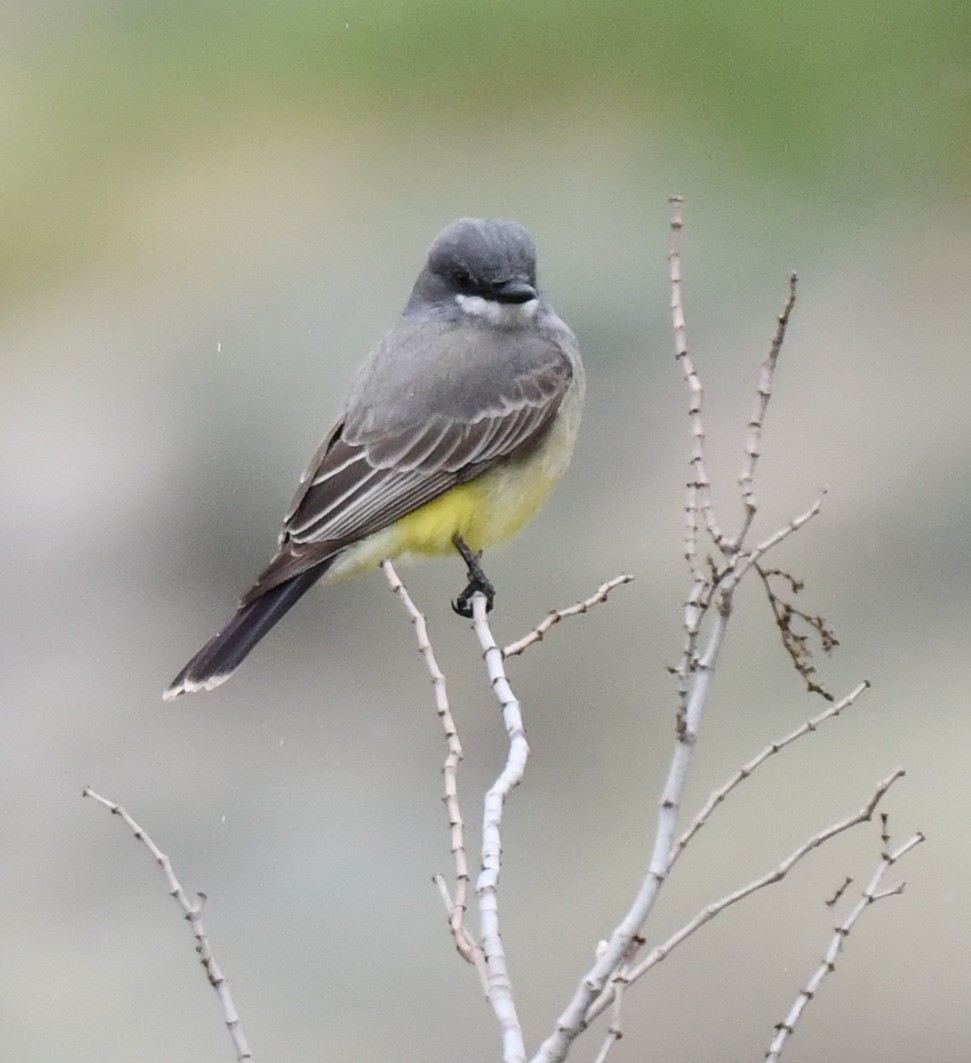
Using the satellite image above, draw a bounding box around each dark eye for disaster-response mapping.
[452,268,474,290]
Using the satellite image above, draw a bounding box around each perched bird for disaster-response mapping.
[164,218,585,699]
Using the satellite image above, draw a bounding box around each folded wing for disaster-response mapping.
[242,328,574,602]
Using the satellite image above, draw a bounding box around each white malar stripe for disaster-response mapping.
[455,294,539,327]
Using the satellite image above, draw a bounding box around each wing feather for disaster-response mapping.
[245,322,576,600]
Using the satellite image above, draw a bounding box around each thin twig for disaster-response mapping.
[536,198,804,1063]
[532,200,881,1063]
[82,788,253,1063]
[585,770,906,1025]
[502,574,634,658]
[824,876,854,908]
[734,492,827,580]
[591,985,625,1063]
[470,591,529,1063]
[670,680,871,868]
[734,272,799,548]
[671,568,717,733]
[755,563,840,701]
[532,599,735,1063]
[381,560,483,974]
[669,195,728,563]
[590,935,641,1063]
[765,828,925,1062]
[670,489,823,702]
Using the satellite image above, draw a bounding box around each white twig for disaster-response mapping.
[381,560,483,974]
[591,988,625,1063]
[590,936,638,1063]
[669,488,822,730]
[668,195,727,563]
[670,680,871,869]
[742,491,827,572]
[534,201,913,1063]
[532,599,734,1063]
[765,828,925,1062]
[671,490,827,724]
[584,769,906,1023]
[733,272,799,549]
[537,197,800,1063]
[82,788,253,1063]
[502,574,634,658]
[470,591,529,1063]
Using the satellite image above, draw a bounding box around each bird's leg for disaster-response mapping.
[451,534,495,617]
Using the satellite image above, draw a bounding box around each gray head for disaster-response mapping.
[405,218,540,318]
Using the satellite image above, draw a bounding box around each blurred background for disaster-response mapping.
[2,2,969,1060]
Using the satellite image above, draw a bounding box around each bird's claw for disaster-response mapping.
[451,577,495,618]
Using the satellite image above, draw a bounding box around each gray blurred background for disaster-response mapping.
[2,2,969,1060]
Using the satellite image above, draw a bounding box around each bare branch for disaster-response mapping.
[470,591,529,1063]
[585,770,907,1025]
[534,200,813,1063]
[527,202,915,1063]
[668,195,729,564]
[756,563,841,700]
[532,602,735,1063]
[765,828,925,1062]
[590,936,641,1063]
[590,984,625,1063]
[733,272,799,548]
[670,680,871,868]
[502,574,634,658]
[82,788,253,1063]
[824,875,854,908]
[740,492,826,575]
[382,560,483,969]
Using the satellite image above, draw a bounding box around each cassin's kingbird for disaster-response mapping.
[164,217,584,699]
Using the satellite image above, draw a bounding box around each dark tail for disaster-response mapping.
[163,566,327,700]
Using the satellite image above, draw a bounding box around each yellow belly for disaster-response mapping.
[389,458,558,555]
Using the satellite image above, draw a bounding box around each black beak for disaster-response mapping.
[493,278,538,304]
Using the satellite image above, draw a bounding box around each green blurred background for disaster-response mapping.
[3,2,969,1060]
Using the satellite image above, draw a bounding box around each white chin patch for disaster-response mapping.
[456,293,539,326]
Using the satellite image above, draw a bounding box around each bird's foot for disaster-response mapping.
[451,536,495,617]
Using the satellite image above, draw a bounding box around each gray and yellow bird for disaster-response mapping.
[164,217,584,699]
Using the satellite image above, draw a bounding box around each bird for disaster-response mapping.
[163,217,585,699]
